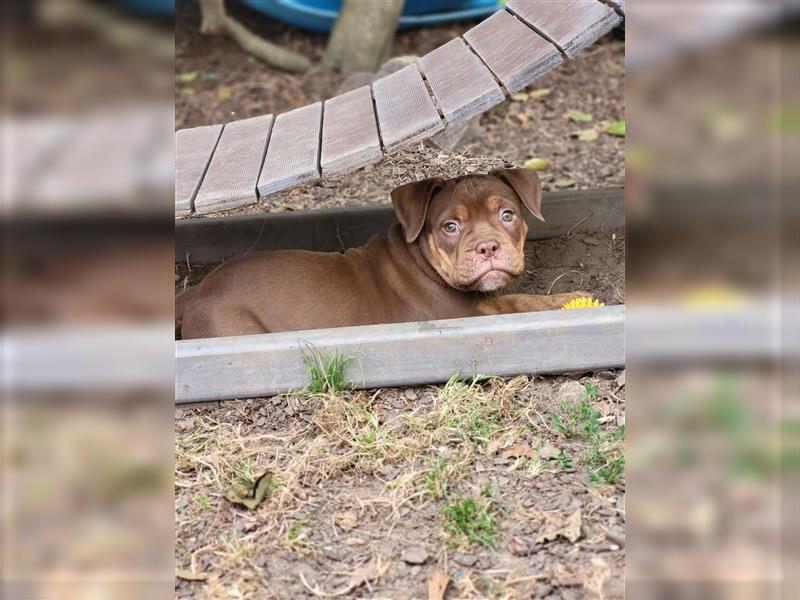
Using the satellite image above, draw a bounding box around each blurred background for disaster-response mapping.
[3,0,175,598]
[2,0,798,599]
[624,1,798,599]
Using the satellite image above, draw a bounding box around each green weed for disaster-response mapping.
[441,485,503,549]
[439,374,507,444]
[424,457,465,500]
[551,381,626,485]
[587,425,625,484]
[551,380,602,440]
[232,457,254,486]
[285,516,313,555]
[588,453,625,485]
[353,407,394,453]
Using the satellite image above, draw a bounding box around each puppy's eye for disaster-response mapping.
[443,221,459,234]
[501,209,515,222]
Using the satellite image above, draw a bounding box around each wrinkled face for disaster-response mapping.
[420,178,529,292]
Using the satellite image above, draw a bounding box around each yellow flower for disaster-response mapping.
[561,297,605,310]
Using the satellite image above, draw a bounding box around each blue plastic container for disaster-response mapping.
[241,0,502,32]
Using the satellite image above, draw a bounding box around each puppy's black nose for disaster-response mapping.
[476,240,499,258]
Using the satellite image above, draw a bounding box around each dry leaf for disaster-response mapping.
[538,443,561,460]
[554,178,576,189]
[501,444,538,460]
[567,109,593,122]
[553,563,582,586]
[529,88,552,99]
[485,438,503,456]
[511,92,529,101]
[523,157,551,171]
[573,128,599,141]
[535,509,583,544]
[509,536,531,556]
[300,557,385,597]
[217,85,232,100]
[333,511,359,530]
[512,112,529,126]
[563,509,582,542]
[427,570,450,600]
[225,472,274,509]
[347,557,384,589]
[176,569,207,582]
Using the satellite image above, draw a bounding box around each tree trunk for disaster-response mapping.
[198,0,311,73]
[199,0,227,34]
[324,0,405,73]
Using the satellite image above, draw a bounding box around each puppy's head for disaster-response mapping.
[391,169,544,292]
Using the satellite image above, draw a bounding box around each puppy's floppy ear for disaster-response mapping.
[490,168,545,222]
[391,177,445,243]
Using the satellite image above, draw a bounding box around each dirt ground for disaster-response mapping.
[176,2,625,598]
[176,229,624,313]
[176,373,626,600]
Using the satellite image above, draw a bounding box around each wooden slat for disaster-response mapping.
[175,188,623,264]
[372,64,444,152]
[321,86,382,176]
[5,117,76,206]
[257,102,322,197]
[463,10,562,93]
[507,0,622,58]
[176,306,625,402]
[22,108,168,212]
[193,114,273,215]
[175,123,223,216]
[420,38,505,125]
[604,0,624,15]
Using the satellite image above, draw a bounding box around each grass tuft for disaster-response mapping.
[587,425,626,484]
[435,374,522,445]
[440,485,503,549]
[302,346,352,395]
[551,380,602,440]
[551,380,625,485]
[424,456,468,500]
[284,516,314,555]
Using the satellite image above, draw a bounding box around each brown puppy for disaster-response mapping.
[178,169,588,339]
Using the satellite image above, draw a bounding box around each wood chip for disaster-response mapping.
[427,570,450,600]
[501,444,539,460]
[333,511,359,530]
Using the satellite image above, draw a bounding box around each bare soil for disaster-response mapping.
[176,229,625,312]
